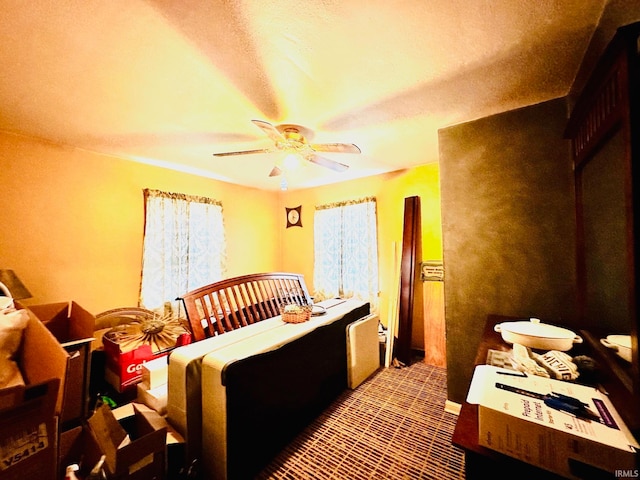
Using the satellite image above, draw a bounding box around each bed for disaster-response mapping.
[178,272,312,341]
[201,299,372,479]
[169,272,377,479]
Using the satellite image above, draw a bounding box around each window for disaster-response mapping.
[139,189,226,312]
[313,197,379,311]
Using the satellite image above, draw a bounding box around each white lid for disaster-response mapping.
[499,318,576,339]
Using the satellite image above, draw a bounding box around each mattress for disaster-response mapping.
[167,315,285,461]
[346,313,380,389]
[200,299,369,480]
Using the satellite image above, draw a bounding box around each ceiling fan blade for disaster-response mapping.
[252,119,285,144]
[308,154,350,172]
[268,166,282,177]
[213,148,271,157]
[310,143,361,154]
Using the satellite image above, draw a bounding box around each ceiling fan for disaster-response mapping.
[213,120,361,177]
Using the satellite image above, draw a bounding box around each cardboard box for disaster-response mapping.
[112,403,186,479]
[141,356,169,390]
[137,382,168,415]
[468,365,639,478]
[58,425,84,478]
[103,342,171,393]
[103,332,188,393]
[0,308,74,479]
[9,307,70,414]
[0,379,60,480]
[57,424,104,480]
[59,403,173,479]
[28,301,95,428]
[0,308,69,479]
[87,403,167,480]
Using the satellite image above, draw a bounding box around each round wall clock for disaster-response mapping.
[286,206,302,228]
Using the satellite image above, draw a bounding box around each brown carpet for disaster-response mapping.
[257,360,466,479]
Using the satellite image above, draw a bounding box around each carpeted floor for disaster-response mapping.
[257,360,466,479]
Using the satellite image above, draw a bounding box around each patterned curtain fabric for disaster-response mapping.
[313,198,379,312]
[139,189,227,312]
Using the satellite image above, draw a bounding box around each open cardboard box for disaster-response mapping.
[13,308,69,412]
[28,301,95,427]
[58,424,99,479]
[113,402,186,478]
[86,403,167,480]
[0,308,69,479]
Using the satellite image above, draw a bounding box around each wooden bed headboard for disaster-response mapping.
[178,272,312,341]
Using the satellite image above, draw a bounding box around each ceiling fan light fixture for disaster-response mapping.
[282,153,303,170]
[213,120,361,184]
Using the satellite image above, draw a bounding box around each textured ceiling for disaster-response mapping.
[0,1,609,190]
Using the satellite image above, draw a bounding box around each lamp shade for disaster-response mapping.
[0,269,32,300]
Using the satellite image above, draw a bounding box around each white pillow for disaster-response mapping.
[0,308,29,388]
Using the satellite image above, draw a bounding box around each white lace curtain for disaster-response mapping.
[313,197,379,312]
[139,189,226,311]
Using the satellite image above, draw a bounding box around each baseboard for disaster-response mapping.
[444,400,461,416]
[412,348,425,358]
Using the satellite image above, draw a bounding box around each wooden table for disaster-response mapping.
[452,315,569,479]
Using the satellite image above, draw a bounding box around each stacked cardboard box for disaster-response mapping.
[136,356,169,415]
[0,308,68,480]
[28,301,95,429]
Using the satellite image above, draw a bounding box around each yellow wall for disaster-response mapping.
[279,164,443,348]
[1,132,443,350]
[0,132,279,313]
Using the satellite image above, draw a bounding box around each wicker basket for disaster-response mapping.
[280,304,312,323]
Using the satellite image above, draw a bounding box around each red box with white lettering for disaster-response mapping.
[103,341,171,392]
[102,326,190,392]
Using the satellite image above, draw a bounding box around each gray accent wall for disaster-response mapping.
[438,98,577,404]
